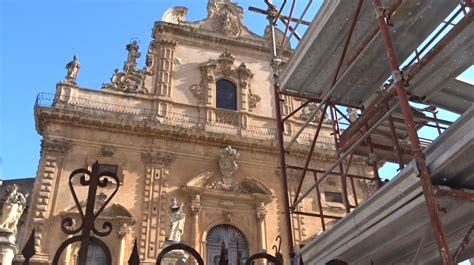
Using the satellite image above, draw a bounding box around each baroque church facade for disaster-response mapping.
[24,1,375,264]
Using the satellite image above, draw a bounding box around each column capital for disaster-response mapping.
[40,139,71,156]
[190,194,202,216]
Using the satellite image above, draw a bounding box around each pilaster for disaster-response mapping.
[30,139,71,262]
[139,151,175,262]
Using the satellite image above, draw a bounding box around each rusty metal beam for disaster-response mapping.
[374,0,453,263]
[432,186,474,202]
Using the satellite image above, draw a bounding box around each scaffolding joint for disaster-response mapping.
[375,6,394,26]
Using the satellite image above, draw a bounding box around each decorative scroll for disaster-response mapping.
[52,161,120,265]
[102,41,148,94]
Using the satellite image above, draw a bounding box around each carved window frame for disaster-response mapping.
[189,51,260,113]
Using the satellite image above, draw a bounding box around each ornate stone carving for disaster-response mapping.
[0,184,28,232]
[62,55,80,84]
[167,198,185,242]
[162,6,188,24]
[248,90,261,112]
[224,212,232,222]
[189,84,204,101]
[299,102,327,122]
[217,51,235,76]
[141,151,175,166]
[40,139,71,156]
[218,146,239,185]
[102,41,148,94]
[208,0,242,37]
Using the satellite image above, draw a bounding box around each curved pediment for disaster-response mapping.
[241,177,272,195]
[63,202,135,220]
[186,171,272,196]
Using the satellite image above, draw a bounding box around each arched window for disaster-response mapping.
[216,79,237,111]
[206,224,249,265]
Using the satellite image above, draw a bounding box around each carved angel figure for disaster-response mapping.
[167,197,186,242]
[0,184,27,232]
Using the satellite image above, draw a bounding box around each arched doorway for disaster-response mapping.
[206,224,249,265]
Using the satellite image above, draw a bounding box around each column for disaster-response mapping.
[190,194,202,252]
[256,202,267,251]
[117,223,129,265]
[63,235,73,265]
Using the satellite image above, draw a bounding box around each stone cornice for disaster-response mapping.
[152,22,292,60]
[34,106,340,161]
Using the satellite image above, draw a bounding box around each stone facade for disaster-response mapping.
[24,1,374,264]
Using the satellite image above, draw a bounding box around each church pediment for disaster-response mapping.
[63,195,135,220]
[241,177,272,195]
[162,0,264,41]
[186,172,272,196]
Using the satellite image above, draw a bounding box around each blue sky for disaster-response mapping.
[1,0,314,179]
[0,0,471,182]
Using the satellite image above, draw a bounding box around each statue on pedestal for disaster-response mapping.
[0,184,27,233]
[167,198,186,242]
[64,55,80,84]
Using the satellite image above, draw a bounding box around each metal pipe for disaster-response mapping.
[364,120,382,188]
[282,99,312,123]
[432,187,474,202]
[411,224,432,265]
[281,0,296,48]
[267,1,295,256]
[330,105,351,213]
[286,165,374,180]
[453,225,474,263]
[279,0,313,55]
[313,171,326,231]
[292,104,328,206]
[292,211,342,220]
[340,10,471,152]
[374,1,453,264]
[345,153,358,207]
[293,103,398,207]
[385,101,405,169]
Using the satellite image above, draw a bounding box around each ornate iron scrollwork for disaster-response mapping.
[52,161,120,265]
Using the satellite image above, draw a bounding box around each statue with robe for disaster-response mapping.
[0,184,27,232]
[65,55,80,82]
[167,197,186,242]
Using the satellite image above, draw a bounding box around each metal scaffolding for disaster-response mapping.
[251,0,473,263]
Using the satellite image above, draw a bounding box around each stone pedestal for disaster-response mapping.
[0,228,18,265]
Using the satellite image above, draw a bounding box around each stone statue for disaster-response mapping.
[65,55,80,83]
[347,108,358,122]
[125,40,141,72]
[0,184,27,232]
[167,198,185,242]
